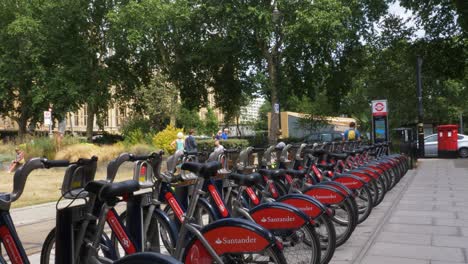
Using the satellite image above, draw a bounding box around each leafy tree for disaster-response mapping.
[176,107,204,133]
[204,107,219,137]
[132,73,179,131]
[0,1,47,137]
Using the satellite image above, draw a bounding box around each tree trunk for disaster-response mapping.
[17,117,28,140]
[267,53,279,144]
[236,115,242,137]
[86,103,96,141]
[169,93,178,126]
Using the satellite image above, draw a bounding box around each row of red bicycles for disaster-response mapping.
[0,140,408,264]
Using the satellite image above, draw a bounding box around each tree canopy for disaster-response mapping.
[0,0,465,139]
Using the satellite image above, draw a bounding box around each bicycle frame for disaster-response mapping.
[0,210,29,264]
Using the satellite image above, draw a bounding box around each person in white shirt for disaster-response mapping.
[214,140,225,152]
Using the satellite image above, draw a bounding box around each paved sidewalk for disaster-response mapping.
[9,159,468,263]
[331,159,468,264]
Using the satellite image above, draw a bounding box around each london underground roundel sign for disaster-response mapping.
[372,100,388,116]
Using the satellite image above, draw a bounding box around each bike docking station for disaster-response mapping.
[371,99,389,147]
[55,157,98,264]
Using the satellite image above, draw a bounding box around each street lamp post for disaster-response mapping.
[269,1,282,143]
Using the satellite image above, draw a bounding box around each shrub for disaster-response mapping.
[124,128,146,146]
[92,133,124,145]
[0,143,16,162]
[152,125,183,154]
[55,143,125,163]
[61,135,84,146]
[23,137,55,159]
[120,116,153,137]
[128,144,157,155]
[197,139,250,152]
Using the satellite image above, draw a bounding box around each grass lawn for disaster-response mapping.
[0,162,136,208]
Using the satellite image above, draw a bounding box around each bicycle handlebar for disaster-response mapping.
[43,160,70,168]
[106,151,164,182]
[3,157,94,206]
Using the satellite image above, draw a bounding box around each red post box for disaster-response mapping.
[437,124,458,158]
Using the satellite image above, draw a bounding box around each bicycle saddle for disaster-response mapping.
[227,172,262,187]
[285,169,307,178]
[258,169,285,180]
[184,150,199,156]
[85,180,140,201]
[317,163,335,171]
[328,152,348,160]
[181,161,221,179]
[343,150,358,155]
[304,149,329,157]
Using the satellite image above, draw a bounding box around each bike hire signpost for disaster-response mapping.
[371,100,389,143]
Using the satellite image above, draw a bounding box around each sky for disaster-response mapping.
[387,1,426,38]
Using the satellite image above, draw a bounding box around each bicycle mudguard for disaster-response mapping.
[347,170,373,183]
[351,169,378,180]
[303,185,346,205]
[183,218,278,262]
[332,175,366,190]
[318,181,353,197]
[366,164,385,174]
[357,167,380,179]
[152,208,178,242]
[249,202,309,230]
[276,194,326,219]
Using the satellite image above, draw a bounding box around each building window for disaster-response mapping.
[83,107,87,126]
[74,112,79,127]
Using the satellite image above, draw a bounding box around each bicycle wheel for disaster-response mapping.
[355,186,373,224]
[164,199,217,228]
[329,200,357,247]
[184,243,287,264]
[114,252,181,264]
[110,210,178,257]
[41,227,114,264]
[373,176,387,206]
[314,214,336,264]
[274,223,321,264]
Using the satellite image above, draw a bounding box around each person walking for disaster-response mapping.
[214,139,225,152]
[171,132,185,151]
[185,129,198,152]
[343,122,361,141]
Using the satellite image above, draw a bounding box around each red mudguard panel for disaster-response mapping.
[279,197,323,218]
[333,177,364,190]
[304,187,345,204]
[251,207,306,230]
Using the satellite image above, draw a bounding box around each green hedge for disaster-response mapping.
[197,139,250,152]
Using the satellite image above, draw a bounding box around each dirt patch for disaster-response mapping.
[0,163,136,208]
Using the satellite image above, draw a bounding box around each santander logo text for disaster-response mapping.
[312,194,337,199]
[215,236,257,245]
[260,216,296,223]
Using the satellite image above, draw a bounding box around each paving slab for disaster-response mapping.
[383,223,460,235]
[432,235,468,248]
[367,241,465,262]
[388,215,432,225]
[353,159,468,264]
[376,231,432,245]
[360,255,429,264]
